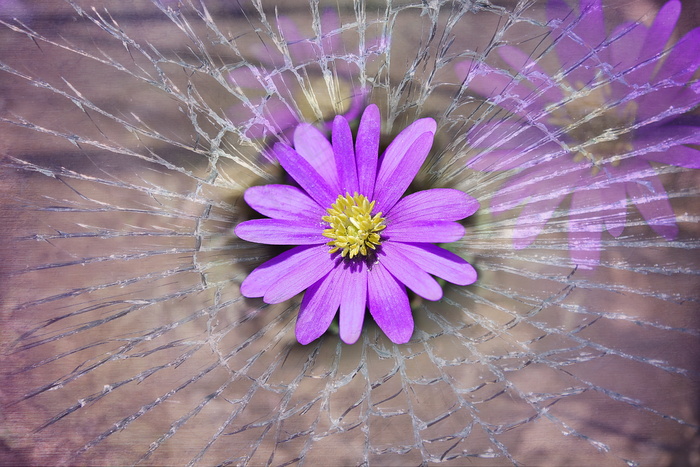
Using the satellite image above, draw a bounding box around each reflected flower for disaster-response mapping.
[457,0,700,267]
[0,0,31,22]
[1,1,699,464]
[235,104,479,344]
[227,10,384,145]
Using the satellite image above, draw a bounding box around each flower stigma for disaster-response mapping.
[322,193,386,259]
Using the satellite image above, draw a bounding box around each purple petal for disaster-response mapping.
[277,16,318,63]
[635,87,700,123]
[228,97,299,141]
[356,104,381,198]
[552,40,597,88]
[332,115,359,194]
[274,142,337,208]
[568,229,603,269]
[607,23,653,98]
[574,0,606,48]
[625,160,679,240]
[261,100,299,138]
[609,22,647,78]
[454,60,503,93]
[339,261,367,345]
[489,169,541,214]
[367,262,413,344]
[235,219,326,245]
[599,183,627,237]
[388,243,477,286]
[569,179,627,241]
[643,0,681,58]
[454,60,537,115]
[490,160,582,215]
[295,267,343,345]
[615,1,680,86]
[341,87,367,120]
[651,27,700,85]
[568,188,605,268]
[375,117,435,184]
[548,0,604,85]
[386,189,479,225]
[374,130,435,213]
[633,125,700,151]
[513,195,567,249]
[263,250,338,304]
[293,123,340,192]
[497,46,564,104]
[379,243,442,301]
[642,145,700,169]
[228,66,265,88]
[547,0,572,27]
[240,245,329,298]
[320,9,341,55]
[383,221,465,243]
[467,122,559,171]
[244,185,324,221]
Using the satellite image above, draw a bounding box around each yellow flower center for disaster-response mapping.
[322,193,386,259]
[548,82,637,175]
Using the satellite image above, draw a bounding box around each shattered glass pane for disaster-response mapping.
[1,0,698,465]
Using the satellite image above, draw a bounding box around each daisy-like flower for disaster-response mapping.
[456,0,700,266]
[235,104,479,344]
[228,10,385,144]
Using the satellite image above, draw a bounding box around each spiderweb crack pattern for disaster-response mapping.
[1,0,698,465]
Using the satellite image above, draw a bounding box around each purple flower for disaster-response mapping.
[235,105,479,345]
[227,10,385,144]
[455,0,700,267]
[0,0,32,22]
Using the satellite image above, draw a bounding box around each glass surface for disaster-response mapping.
[1,0,698,464]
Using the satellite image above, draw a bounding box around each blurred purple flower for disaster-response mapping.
[227,10,385,146]
[0,0,31,22]
[456,0,700,267]
[235,105,479,345]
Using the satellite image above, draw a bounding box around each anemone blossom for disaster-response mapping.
[456,0,700,266]
[235,105,479,344]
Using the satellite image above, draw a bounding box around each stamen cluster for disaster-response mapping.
[322,193,386,258]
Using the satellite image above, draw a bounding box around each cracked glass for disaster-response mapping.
[1,0,698,465]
